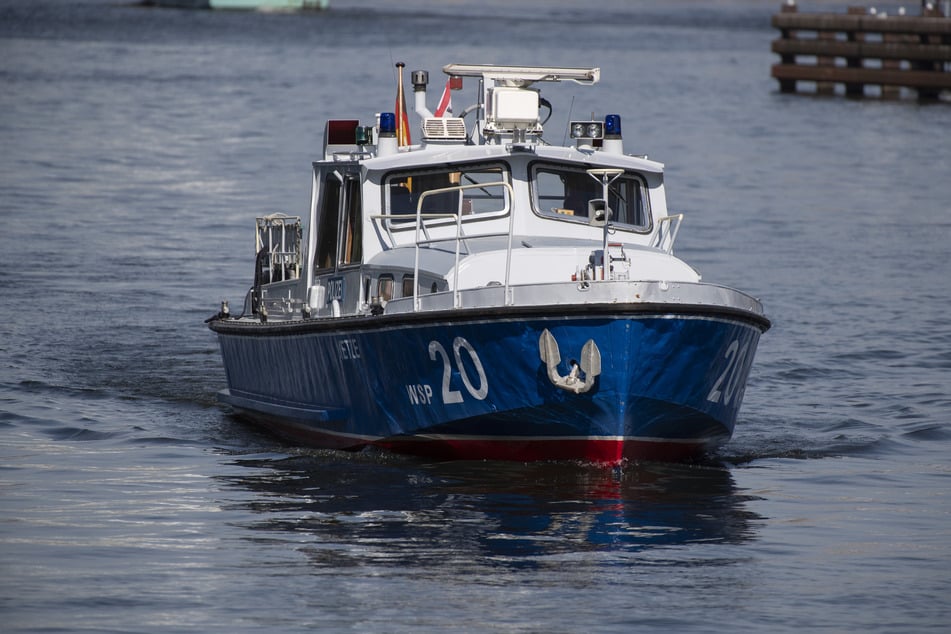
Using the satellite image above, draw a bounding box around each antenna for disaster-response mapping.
[563,95,576,146]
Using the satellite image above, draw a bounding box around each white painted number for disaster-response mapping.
[453,337,488,400]
[429,341,463,404]
[723,342,749,406]
[706,339,749,406]
[428,337,488,404]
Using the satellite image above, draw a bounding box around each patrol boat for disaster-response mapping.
[206,63,771,464]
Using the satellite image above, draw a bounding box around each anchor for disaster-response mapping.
[538,328,602,394]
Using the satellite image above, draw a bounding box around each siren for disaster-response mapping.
[377,112,398,157]
[602,114,623,154]
[379,112,396,135]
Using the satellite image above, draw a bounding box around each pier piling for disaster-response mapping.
[771,2,951,100]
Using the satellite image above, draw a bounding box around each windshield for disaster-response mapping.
[384,162,510,222]
[531,163,651,231]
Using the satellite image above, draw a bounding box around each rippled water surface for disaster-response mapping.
[2,0,950,631]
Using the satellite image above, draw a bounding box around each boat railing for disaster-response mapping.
[651,213,684,254]
[255,213,302,283]
[410,181,515,311]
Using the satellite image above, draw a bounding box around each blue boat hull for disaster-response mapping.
[212,306,766,463]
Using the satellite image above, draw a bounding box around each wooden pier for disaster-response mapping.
[771,2,951,100]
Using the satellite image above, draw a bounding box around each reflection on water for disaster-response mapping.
[217,453,762,569]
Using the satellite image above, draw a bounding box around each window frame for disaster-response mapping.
[401,274,415,298]
[338,175,362,268]
[529,161,652,233]
[381,161,512,228]
[314,174,342,273]
[376,274,395,303]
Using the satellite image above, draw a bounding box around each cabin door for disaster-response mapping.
[312,170,363,315]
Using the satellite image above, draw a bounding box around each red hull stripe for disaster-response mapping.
[238,415,713,464]
[378,436,710,464]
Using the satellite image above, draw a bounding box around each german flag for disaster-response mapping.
[395,62,411,147]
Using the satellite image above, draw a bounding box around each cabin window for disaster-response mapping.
[340,177,362,266]
[376,275,394,302]
[384,162,510,223]
[315,175,341,271]
[401,275,415,297]
[531,163,651,232]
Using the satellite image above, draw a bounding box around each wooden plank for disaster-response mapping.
[772,13,951,36]
[771,64,951,90]
[772,38,951,62]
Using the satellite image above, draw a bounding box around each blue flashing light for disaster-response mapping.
[604,114,622,136]
[380,112,396,134]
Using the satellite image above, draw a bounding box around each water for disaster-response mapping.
[2,0,950,631]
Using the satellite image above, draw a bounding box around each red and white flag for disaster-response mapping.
[434,78,453,117]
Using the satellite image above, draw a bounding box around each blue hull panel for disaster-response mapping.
[214,312,764,462]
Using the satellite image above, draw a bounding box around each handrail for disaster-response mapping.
[410,181,515,311]
[652,214,684,254]
[412,231,511,249]
[368,212,445,249]
[368,213,397,248]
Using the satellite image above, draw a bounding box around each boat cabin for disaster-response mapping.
[246,64,696,322]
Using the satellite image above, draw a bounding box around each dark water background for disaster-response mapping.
[2,0,950,631]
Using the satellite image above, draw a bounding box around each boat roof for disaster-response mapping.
[322,143,664,174]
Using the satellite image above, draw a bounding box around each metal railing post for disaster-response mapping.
[411,181,513,311]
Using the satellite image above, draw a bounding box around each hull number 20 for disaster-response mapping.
[407,337,488,406]
[429,338,488,403]
[706,339,750,406]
